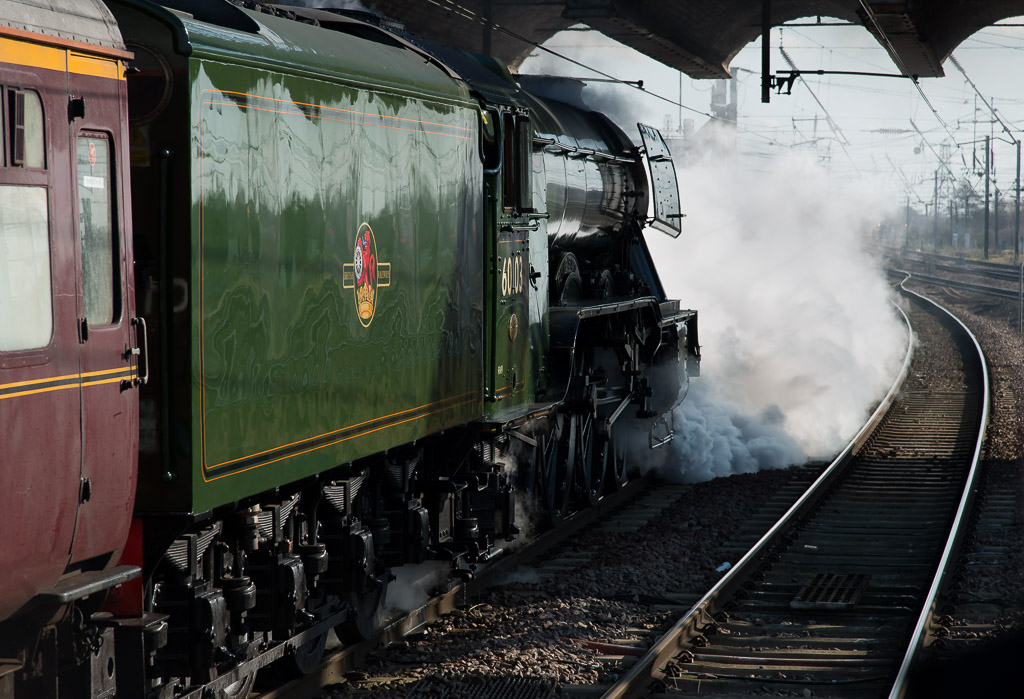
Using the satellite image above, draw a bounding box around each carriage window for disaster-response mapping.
[8,89,45,169]
[76,134,119,325]
[0,186,52,350]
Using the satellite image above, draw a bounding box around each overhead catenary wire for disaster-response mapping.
[909,119,962,184]
[777,46,861,174]
[887,153,927,205]
[856,0,957,142]
[423,0,1021,202]
[421,0,784,143]
[948,54,1017,143]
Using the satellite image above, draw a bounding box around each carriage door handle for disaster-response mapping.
[123,317,149,389]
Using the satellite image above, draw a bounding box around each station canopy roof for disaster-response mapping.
[356,0,1024,79]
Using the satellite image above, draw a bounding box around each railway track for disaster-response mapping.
[887,249,1023,300]
[603,284,989,698]
[897,249,1020,281]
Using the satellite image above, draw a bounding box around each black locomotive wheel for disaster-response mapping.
[543,415,574,524]
[287,631,327,675]
[609,427,629,490]
[216,673,257,699]
[577,412,602,505]
[336,578,389,644]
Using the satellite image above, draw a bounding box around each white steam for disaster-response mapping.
[643,142,905,479]
[386,561,449,613]
[655,381,806,482]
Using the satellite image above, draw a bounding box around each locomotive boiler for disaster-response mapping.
[0,0,699,696]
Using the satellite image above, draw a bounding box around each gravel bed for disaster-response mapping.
[905,284,1024,645]
[316,468,800,697]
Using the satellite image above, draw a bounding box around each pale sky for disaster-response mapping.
[520,17,1024,213]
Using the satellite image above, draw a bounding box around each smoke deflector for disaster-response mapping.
[638,123,683,238]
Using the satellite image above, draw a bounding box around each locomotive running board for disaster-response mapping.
[550,297,699,367]
[477,400,559,433]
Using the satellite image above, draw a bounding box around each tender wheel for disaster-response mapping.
[543,414,574,524]
[217,673,257,699]
[336,577,389,644]
[288,631,327,675]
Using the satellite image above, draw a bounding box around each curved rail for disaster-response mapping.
[602,297,916,699]
[893,269,1019,300]
[603,284,988,699]
[888,281,991,698]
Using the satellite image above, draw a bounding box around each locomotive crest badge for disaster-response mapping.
[343,223,391,327]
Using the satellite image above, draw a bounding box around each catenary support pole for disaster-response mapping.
[996,187,1000,252]
[1016,139,1020,264]
[761,0,771,103]
[985,135,991,258]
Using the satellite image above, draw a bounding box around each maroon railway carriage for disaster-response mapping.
[0,0,144,690]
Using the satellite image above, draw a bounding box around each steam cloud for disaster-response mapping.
[645,137,906,481]
[386,561,449,613]
[523,48,906,482]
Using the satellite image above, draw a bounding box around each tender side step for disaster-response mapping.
[39,565,141,603]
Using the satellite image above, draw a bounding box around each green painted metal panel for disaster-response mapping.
[485,208,532,413]
[182,9,469,107]
[482,115,534,417]
[185,48,484,512]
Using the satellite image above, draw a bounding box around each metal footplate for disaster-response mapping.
[38,565,141,604]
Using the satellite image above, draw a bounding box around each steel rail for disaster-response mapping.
[601,297,916,699]
[888,281,991,698]
[897,248,1021,280]
[892,269,1019,300]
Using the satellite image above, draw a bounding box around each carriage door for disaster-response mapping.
[68,63,139,564]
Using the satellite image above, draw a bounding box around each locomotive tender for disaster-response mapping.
[0,0,699,695]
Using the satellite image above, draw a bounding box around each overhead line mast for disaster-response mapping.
[949,54,1021,262]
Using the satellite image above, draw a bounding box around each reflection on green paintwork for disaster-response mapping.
[185,49,483,511]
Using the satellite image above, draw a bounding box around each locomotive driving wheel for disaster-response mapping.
[608,425,629,490]
[542,413,574,524]
[577,411,602,505]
